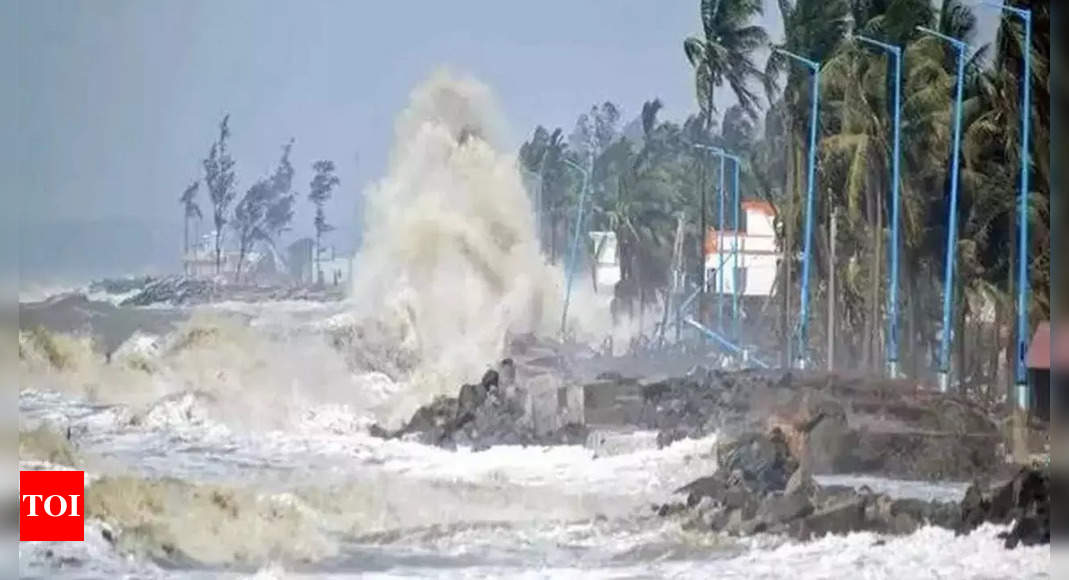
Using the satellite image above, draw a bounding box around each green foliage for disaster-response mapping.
[684,0,770,123]
[309,159,341,281]
[202,115,238,274]
[231,139,296,281]
[517,0,1049,383]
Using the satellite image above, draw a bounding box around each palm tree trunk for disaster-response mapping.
[907,261,918,378]
[781,131,797,366]
[214,227,223,275]
[315,231,321,286]
[550,212,558,264]
[962,296,970,397]
[991,293,1004,401]
[235,231,250,284]
[1005,205,1018,405]
[183,216,189,276]
[870,187,883,373]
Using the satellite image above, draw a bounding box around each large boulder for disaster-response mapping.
[957,466,1050,548]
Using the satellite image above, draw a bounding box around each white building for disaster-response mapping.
[588,231,621,294]
[183,231,239,278]
[318,247,353,288]
[183,231,301,284]
[705,201,780,297]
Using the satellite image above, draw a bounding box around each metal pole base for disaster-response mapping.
[937,371,949,393]
[888,360,899,380]
[1015,382,1029,412]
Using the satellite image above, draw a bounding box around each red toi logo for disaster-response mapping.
[20,471,85,541]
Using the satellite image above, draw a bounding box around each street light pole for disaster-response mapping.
[560,158,589,338]
[774,48,821,370]
[977,1,1033,410]
[855,35,904,379]
[693,143,744,342]
[918,26,968,393]
[718,153,726,330]
[732,155,741,343]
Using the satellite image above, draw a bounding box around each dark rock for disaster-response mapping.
[595,371,625,382]
[957,466,1050,548]
[456,383,488,422]
[716,428,798,495]
[89,276,156,296]
[676,475,729,507]
[757,492,814,526]
[618,369,999,481]
[793,498,868,540]
[121,276,216,307]
[480,369,499,390]
[372,365,586,450]
[499,359,516,388]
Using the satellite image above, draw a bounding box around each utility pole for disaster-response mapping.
[918,26,968,393]
[698,153,708,329]
[828,208,837,372]
[774,48,821,370]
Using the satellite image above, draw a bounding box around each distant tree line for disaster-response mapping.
[179,115,341,283]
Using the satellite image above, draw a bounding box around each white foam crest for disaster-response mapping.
[347,69,619,424]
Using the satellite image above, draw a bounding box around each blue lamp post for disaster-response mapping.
[774,48,821,370]
[718,152,726,329]
[693,144,744,340]
[855,34,904,379]
[976,1,1033,410]
[560,158,589,337]
[730,153,741,342]
[917,26,968,393]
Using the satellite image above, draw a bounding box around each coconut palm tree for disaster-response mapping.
[683,0,769,125]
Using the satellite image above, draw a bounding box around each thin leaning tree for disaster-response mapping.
[308,160,340,285]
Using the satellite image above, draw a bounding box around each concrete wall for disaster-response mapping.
[523,374,584,435]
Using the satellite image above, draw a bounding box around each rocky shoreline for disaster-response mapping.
[96,275,348,306]
[654,426,1049,549]
[378,353,1050,550]
[596,366,1004,481]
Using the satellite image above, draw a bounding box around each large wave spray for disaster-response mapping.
[349,70,574,422]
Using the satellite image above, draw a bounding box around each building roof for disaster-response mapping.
[1026,321,1069,370]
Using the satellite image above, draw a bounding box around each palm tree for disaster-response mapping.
[179,181,201,276]
[589,99,684,329]
[684,0,769,125]
[521,126,576,263]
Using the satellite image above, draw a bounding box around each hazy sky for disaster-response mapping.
[10,0,998,281]
[12,1,787,223]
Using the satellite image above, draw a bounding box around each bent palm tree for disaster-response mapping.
[684,0,769,127]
